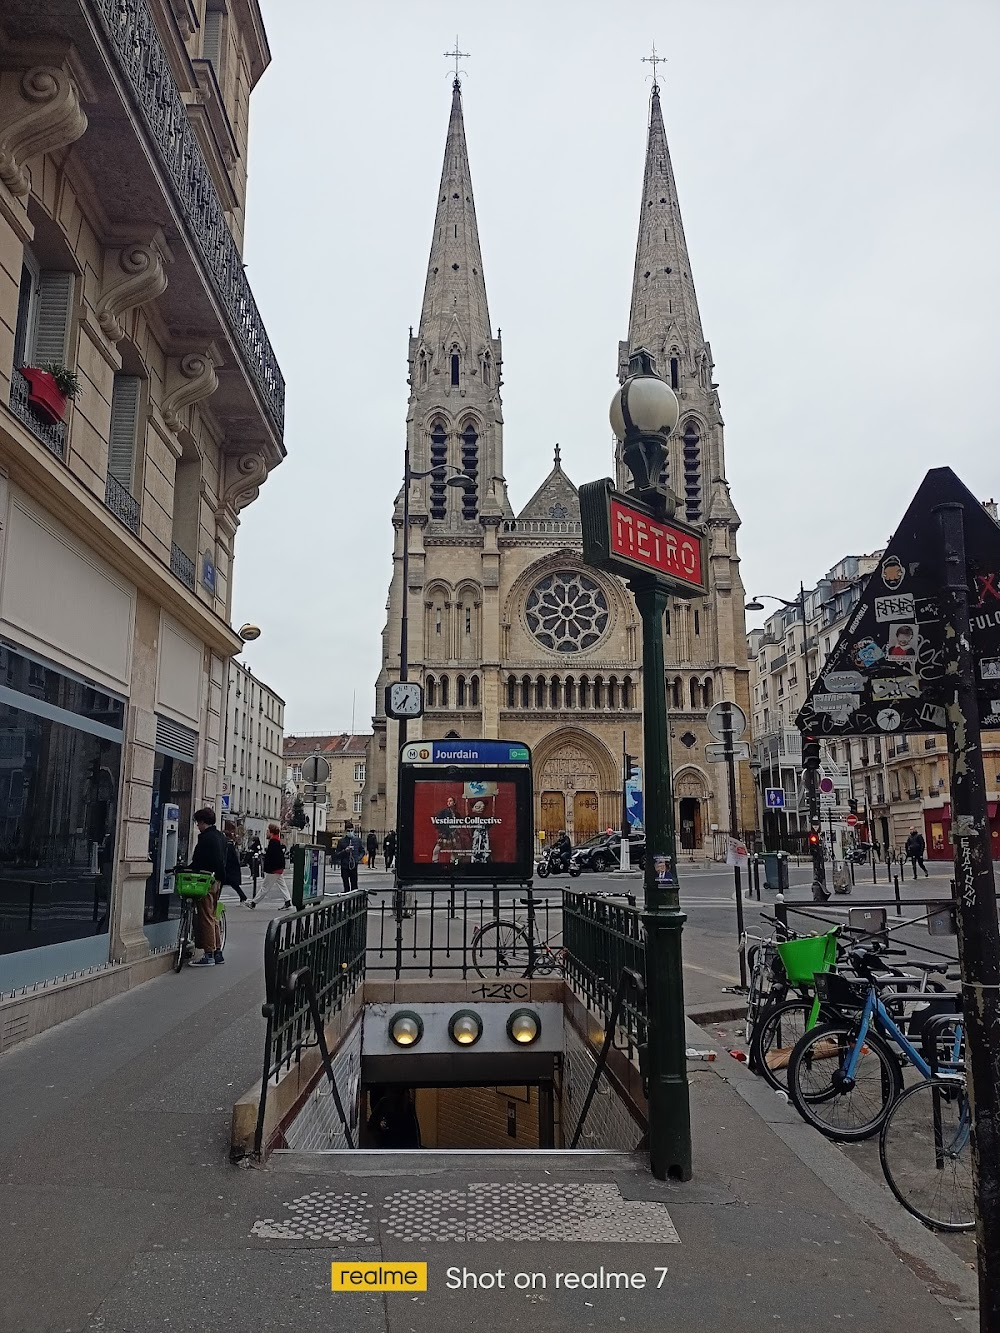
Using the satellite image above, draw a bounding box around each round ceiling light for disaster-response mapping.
[506,1008,541,1045]
[448,1009,484,1047]
[388,1010,423,1047]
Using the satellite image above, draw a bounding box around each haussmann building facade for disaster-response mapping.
[0,0,284,1013]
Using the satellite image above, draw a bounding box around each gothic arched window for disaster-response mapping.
[521,675,531,708]
[460,422,479,520]
[429,421,447,518]
[507,675,516,708]
[426,675,436,707]
[457,674,466,707]
[579,676,590,709]
[470,675,480,706]
[564,677,576,708]
[439,674,449,707]
[622,676,633,709]
[450,352,460,386]
[682,419,702,523]
[419,352,428,387]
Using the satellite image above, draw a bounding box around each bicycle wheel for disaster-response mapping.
[750,998,815,1091]
[470,922,531,978]
[174,901,191,973]
[788,1022,902,1140]
[216,902,227,952]
[879,1077,973,1232]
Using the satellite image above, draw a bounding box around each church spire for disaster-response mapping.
[622,79,705,369]
[415,78,494,363]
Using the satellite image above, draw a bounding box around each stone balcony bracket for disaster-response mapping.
[0,58,92,199]
[97,230,174,342]
[161,347,221,439]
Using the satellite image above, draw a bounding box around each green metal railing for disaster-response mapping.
[562,890,647,1055]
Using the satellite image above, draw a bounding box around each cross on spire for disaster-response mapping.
[444,36,469,86]
[641,41,664,92]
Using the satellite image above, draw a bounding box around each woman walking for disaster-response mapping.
[248,823,292,911]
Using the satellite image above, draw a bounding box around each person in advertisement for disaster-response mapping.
[431,794,460,863]
[415,782,516,866]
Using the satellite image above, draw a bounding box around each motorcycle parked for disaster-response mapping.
[846,845,871,865]
[536,845,581,878]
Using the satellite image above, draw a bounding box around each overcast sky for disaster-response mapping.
[231,0,1000,734]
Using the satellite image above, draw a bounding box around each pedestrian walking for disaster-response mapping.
[366,830,378,868]
[383,830,396,872]
[189,807,227,965]
[336,822,363,893]
[223,823,249,906]
[248,844,263,898]
[905,828,929,878]
[248,822,292,910]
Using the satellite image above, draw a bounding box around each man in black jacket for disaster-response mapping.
[336,823,363,893]
[223,823,249,907]
[905,828,929,878]
[190,808,227,965]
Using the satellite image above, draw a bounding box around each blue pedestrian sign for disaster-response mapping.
[765,788,785,809]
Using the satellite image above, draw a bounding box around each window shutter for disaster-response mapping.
[31,271,74,365]
[108,375,141,489]
[202,10,223,68]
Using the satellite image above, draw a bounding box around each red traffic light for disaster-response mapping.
[807,830,820,847]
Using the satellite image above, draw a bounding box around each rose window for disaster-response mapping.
[525,571,610,652]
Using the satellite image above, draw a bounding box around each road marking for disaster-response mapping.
[683,961,741,984]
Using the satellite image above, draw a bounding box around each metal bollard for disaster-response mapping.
[893,874,902,917]
[774,890,788,933]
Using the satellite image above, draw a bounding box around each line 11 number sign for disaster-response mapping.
[580,478,706,597]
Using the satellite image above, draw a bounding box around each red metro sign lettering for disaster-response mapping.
[610,499,703,590]
[579,478,707,598]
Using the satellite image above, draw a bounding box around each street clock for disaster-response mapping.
[386,681,424,719]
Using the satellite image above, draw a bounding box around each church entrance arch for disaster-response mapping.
[533,730,616,845]
[675,767,710,852]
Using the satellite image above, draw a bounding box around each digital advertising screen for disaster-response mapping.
[397,762,534,884]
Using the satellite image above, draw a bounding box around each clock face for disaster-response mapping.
[388,681,423,718]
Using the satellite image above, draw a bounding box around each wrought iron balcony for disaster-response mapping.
[89,0,285,434]
[8,371,66,458]
[170,542,195,589]
[104,473,140,533]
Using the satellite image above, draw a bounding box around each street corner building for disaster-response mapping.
[0,1,284,1022]
[369,75,753,849]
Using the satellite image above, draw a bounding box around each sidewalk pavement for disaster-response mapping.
[0,892,979,1332]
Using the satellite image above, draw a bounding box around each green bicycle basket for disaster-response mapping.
[174,870,215,899]
[775,930,839,985]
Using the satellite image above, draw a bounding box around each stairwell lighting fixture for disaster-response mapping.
[506,1008,541,1046]
[448,1009,484,1047]
[388,1010,424,1047]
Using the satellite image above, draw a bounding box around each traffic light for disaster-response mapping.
[807,829,820,850]
[625,754,638,781]
[848,797,859,815]
[802,733,821,770]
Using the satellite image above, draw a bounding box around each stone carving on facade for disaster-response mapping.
[0,65,88,197]
[97,235,172,342]
[222,450,268,514]
[161,349,219,434]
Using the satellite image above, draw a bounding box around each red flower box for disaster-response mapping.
[19,367,67,424]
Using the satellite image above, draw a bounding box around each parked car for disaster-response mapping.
[571,831,645,873]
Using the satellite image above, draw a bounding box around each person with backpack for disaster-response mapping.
[249,822,292,910]
[366,830,378,868]
[223,823,250,907]
[336,822,363,893]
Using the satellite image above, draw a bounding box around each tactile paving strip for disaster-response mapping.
[252,1183,677,1244]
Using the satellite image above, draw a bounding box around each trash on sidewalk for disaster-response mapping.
[685,1047,717,1061]
[727,1049,748,1062]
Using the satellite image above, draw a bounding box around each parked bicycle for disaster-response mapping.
[786,951,962,1141]
[469,891,565,979]
[171,868,227,973]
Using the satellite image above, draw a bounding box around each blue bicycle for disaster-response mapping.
[786,957,962,1142]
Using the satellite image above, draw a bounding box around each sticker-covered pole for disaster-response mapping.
[722,703,747,987]
[632,572,691,1182]
[936,498,1000,1324]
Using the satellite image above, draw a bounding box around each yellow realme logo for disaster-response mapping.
[331,1262,428,1291]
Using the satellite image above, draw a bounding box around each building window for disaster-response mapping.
[682,420,702,523]
[426,676,436,706]
[465,606,472,634]
[460,422,479,519]
[439,675,449,706]
[107,374,142,495]
[429,422,447,518]
[354,762,365,782]
[670,356,679,390]
[353,792,363,814]
[507,676,516,707]
[451,352,460,385]
[457,675,466,706]
[694,610,700,636]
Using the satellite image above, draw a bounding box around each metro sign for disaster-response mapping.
[580,478,707,597]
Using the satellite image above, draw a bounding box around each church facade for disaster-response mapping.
[368,77,752,853]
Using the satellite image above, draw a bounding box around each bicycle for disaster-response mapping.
[172,870,225,972]
[879,1015,971,1232]
[786,954,963,1141]
[470,891,565,979]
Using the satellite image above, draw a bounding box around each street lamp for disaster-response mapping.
[609,348,691,1182]
[745,585,827,897]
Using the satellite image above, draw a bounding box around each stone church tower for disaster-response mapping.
[369,78,752,851]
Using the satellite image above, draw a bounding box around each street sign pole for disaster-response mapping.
[632,574,691,1182]
[804,763,826,897]
[937,499,1000,1322]
[721,703,747,988]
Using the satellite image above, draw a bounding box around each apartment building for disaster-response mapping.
[219,660,284,843]
[0,0,284,996]
[283,734,371,839]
